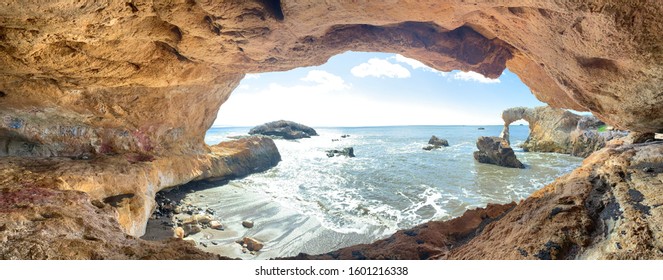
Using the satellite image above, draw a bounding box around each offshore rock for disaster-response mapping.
[249,120,318,140]
[424,135,449,150]
[473,136,525,168]
[326,147,355,158]
[501,106,627,157]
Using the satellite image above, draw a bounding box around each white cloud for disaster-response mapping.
[301,70,349,91]
[452,71,500,83]
[214,81,484,127]
[392,54,448,77]
[350,58,411,78]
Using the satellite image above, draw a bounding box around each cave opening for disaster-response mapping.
[144,51,588,259]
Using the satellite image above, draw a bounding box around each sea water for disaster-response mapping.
[190,125,582,257]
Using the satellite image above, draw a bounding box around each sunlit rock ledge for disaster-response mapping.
[0,136,280,237]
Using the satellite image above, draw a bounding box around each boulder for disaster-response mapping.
[326,147,355,158]
[423,135,449,150]
[242,237,264,252]
[248,120,318,140]
[473,136,525,169]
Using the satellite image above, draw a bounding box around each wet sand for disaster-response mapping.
[142,180,384,259]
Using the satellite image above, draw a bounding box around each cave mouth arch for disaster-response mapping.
[170,51,587,259]
[209,51,545,129]
[1,1,661,260]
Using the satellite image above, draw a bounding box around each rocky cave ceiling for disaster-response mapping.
[0,0,662,158]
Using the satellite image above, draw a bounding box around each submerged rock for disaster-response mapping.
[326,147,355,158]
[423,135,449,150]
[473,136,525,168]
[248,120,318,139]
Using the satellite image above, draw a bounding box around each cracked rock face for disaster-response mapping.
[1,0,663,260]
[1,1,663,158]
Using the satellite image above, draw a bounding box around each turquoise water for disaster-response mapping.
[204,125,583,235]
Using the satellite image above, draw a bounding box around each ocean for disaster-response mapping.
[176,125,583,258]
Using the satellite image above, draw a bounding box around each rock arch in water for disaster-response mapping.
[1,1,662,259]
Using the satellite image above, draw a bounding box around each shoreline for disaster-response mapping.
[143,180,388,259]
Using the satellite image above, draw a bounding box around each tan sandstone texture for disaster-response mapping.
[1,1,662,259]
[501,106,628,157]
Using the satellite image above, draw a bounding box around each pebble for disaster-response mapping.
[242,237,264,251]
[173,227,184,239]
[242,220,254,228]
[193,214,213,224]
[183,224,201,236]
[210,220,223,230]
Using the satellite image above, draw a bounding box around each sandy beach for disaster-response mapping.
[142,180,384,259]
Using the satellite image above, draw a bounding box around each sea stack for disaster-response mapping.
[473,136,525,169]
[249,120,318,140]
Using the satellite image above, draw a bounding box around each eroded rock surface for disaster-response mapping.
[0,187,223,260]
[473,136,525,168]
[501,106,627,157]
[0,1,662,159]
[0,136,280,236]
[1,1,663,260]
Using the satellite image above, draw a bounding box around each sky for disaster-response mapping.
[213,51,548,127]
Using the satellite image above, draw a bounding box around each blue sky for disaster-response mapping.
[213,51,547,127]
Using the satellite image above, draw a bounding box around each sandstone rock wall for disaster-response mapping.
[0,136,280,236]
[1,1,663,159]
[1,0,663,260]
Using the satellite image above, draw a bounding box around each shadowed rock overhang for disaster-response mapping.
[1,1,662,158]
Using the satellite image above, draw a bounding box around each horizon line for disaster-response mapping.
[210,123,529,128]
